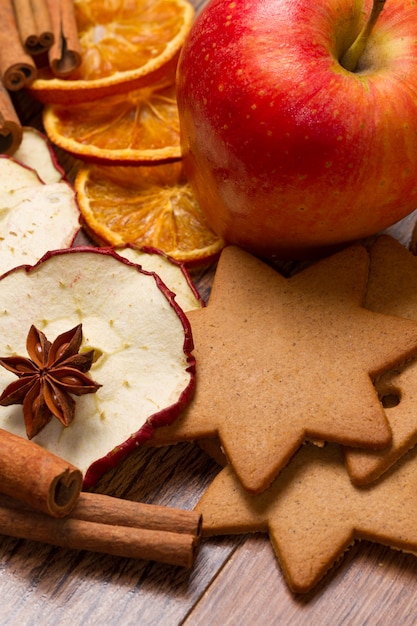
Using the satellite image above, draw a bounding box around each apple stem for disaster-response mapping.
[340,0,386,72]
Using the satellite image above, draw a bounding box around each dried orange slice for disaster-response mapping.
[75,162,224,265]
[43,82,181,164]
[29,0,194,104]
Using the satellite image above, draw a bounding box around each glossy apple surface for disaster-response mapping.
[177,0,417,258]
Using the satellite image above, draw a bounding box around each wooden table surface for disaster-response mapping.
[3,1,417,623]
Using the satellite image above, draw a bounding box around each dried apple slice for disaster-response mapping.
[13,127,66,184]
[114,244,204,312]
[0,247,195,487]
[0,156,80,276]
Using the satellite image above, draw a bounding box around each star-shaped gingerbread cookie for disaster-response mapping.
[345,236,417,484]
[195,442,417,593]
[151,244,417,493]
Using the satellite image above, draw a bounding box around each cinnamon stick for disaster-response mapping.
[0,80,22,154]
[0,428,83,517]
[46,0,81,77]
[0,0,37,90]
[73,492,203,537]
[12,0,54,55]
[0,493,202,567]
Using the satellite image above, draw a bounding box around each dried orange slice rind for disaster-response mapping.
[75,163,224,265]
[29,0,194,104]
[43,83,182,164]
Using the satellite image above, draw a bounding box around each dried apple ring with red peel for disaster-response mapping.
[0,247,195,487]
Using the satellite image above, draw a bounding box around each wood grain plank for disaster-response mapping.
[185,533,417,625]
[0,444,247,625]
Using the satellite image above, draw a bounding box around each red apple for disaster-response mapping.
[177,0,417,258]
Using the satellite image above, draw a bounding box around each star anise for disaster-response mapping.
[0,324,101,439]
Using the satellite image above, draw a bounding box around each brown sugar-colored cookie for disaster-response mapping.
[196,442,417,594]
[345,235,417,485]
[150,244,417,494]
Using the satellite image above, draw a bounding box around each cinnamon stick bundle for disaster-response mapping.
[12,0,54,55]
[0,0,37,90]
[0,492,202,567]
[46,0,81,77]
[0,80,22,154]
[0,428,82,517]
